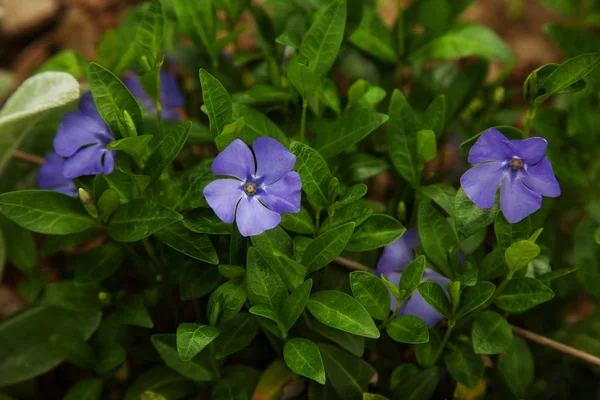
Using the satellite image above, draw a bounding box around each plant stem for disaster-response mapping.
[433,319,455,362]
[12,150,44,165]
[155,100,165,137]
[314,210,321,235]
[300,99,308,142]
[523,107,537,137]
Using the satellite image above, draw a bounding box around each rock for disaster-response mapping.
[0,0,59,37]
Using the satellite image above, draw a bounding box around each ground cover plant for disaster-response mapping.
[0,0,600,399]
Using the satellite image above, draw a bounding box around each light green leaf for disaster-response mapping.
[108,199,182,242]
[290,141,332,210]
[349,7,396,63]
[246,247,287,311]
[346,214,405,252]
[200,69,232,138]
[134,0,164,74]
[176,323,220,361]
[307,290,380,339]
[455,282,495,318]
[338,184,368,205]
[386,315,429,344]
[419,184,456,217]
[0,72,79,173]
[302,222,355,273]
[416,129,436,162]
[493,277,554,312]
[284,338,325,384]
[472,311,512,355]
[144,121,192,184]
[287,60,322,100]
[505,240,541,273]
[156,222,218,264]
[398,256,426,299]
[350,271,390,320]
[106,135,153,164]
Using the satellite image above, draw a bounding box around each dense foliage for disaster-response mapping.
[0,0,599,399]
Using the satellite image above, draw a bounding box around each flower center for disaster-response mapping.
[510,158,523,170]
[244,182,257,195]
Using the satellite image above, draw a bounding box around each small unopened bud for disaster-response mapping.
[98,291,110,303]
[79,188,98,219]
[122,110,138,138]
[396,201,407,222]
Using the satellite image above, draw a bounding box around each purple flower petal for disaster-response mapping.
[511,137,547,165]
[212,139,255,181]
[468,128,515,164]
[259,172,301,213]
[236,195,281,237]
[522,157,561,198]
[102,150,116,175]
[253,137,295,185]
[500,174,542,223]
[460,161,506,209]
[62,144,111,178]
[203,179,244,224]
[400,291,444,328]
[122,75,155,112]
[54,111,112,157]
[376,228,420,276]
[37,153,78,197]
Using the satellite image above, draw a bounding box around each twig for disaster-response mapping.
[334,256,600,368]
[12,150,44,165]
[512,325,600,368]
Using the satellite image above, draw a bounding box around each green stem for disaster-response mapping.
[433,319,455,362]
[379,299,404,330]
[523,107,537,137]
[300,99,308,142]
[155,100,165,137]
[314,210,321,236]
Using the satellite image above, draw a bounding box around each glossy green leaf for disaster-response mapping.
[498,337,534,398]
[151,334,215,382]
[472,311,512,355]
[346,214,405,252]
[494,213,531,254]
[326,202,373,230]
[398,255,426,299]
[144,121,192,183]
[422,95,446,140]
[280,207,314,234]
[417,281,451,318]
[455,282,495,318]
[88,63,143,136]
[307,290,380,339]
[291,141,332,210]
[214,313,259,359]
[284,338,325,384]
[200,69,232,138]
[505,240,541,273]
[246,247,287,310]
[444,342,484,389]
[74,243,124,282]
[419,184,456,217]
[493,277,554,312]
[318,343,376,400]
[134,0,164,74]
[183,208,231,235]
[387,89,420,187]
[299,0,347,75]
[287,60,322,100]
[416,129,437,162]
[311,319,364,357]
[0,190,97,235]
[338,184,368,205]
[454,188,499,239]
[156,222,218,264]
[176,323,220,361]
[302,222,355,273]
[386,315,429,344]
[281,279,313,331]
[350,271,390,320]
[418,201,457,276]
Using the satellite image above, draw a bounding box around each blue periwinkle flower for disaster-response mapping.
[460,128,560,223]
[122,69,185,120]
[37,153,78,197]
[203,137,302,237]
[376,228,450,328]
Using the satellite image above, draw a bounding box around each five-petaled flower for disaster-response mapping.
[122,69,185,120]
[52,92,115,179]
[376,228,450,328]
[203,137,302,237]
[37,152,78,197]
[461,128,560,223]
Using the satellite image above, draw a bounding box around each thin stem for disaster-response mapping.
[523,107,537,137]
[433,319,455,363]
[300,99,308,142]
[12,150,44,165]
[335,256,375,273]
[314,210,321,236]
[379,299,404,330]
[155,100,165,137]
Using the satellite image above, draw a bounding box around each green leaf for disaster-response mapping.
[346,214,405,252]
[144,121,192,184]
[318,343,376,400]
[64,379,103,400]
[311,319,365,357]
[395,367,441,400]
[338,184,368,205]
[183,208,231,235]
[284,338,326,384]
[498,337,534,398]
[291,141,332,210]
[299,0,347,75]
[472,311,512,355]
[141,391,167,400]
[493,277,554,312]
[134,0,164,74]
[287,60,322,100]
[0,306,101,387]
[326,202,373,230]
[410,24,514,63]
[114,294,153,328]
[444,342,484,389]
[349,7,396,63]
[307,290,380,339]
[88,63,143,136]
[200,69,232,138]
[74,243,124,282]
[0,72,79,174]
[41,281,104,312]
[124,366,196,400]
[363,394,390,400]
[535,53,600,106]
[398,256,426,299]
[350,271,390,320]
[417,281,451,318]
[218,264,246,279]
[416,129,436,162]
[280,207,314,234]
[107,135,153,165]
[505,240,540,273]
[302,222,355,273]
[455,282,495,318]
[494,213,531,254]
[180,263,222,300]
[207,279,247,324]
[107,199,182,242]
[0,190,98,235]
[422,95,446,140]
[176,323,220,361]
[314,110,388,159]
[252,359,296,400]
[156,222,218,264]
[387,89,420,187]
[246,247,287,310]
[419,184,456,217]
[386,315,429,344]
[281,279,313,331]
[249,304,283,328]
[231,84,294,105]
[214,313,259,359]
[454,188,499,239]
[1,218,36,275]
[151,334,215,382]
[544,23,600,59]
[418,201,457,276]
[172,0,216,61]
